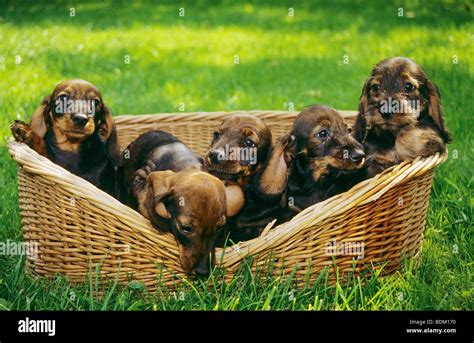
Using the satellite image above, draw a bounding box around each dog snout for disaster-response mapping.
[72,114,89,128]
[193,257,210,277]
[379,102,393,119]
[208,149,221,164]
[380,111,392,120]
[350,149,365,163]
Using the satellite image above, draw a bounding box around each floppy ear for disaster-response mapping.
[423,79,452,143]
[146,170,176,219]
[257,131,296,196]
[99,105,121,166]
[224,182,245,217]
[30,95,51,138]
[260,126,273,161]
[354,78,371,143]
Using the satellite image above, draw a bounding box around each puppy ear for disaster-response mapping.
[257,131,295,196]
[423,80,452,143]
[98,105,114,142]
[30,95,51,138]
[147,170,175,219]
[283,132,297,161]
[224,182,245,217]
[99,105,121,166]
[256,126,273,164]
[354,78,370,142]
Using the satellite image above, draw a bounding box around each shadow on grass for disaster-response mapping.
[1,0,471,33]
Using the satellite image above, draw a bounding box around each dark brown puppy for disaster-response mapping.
[204,114,280,244]
[354,57,451,177]
[264,105,365,218]
[123,130,243,276]
[10,79,120,197]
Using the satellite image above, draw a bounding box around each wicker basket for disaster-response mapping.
[8,110,447,290]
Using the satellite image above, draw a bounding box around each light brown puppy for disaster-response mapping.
[354,57,451,177]
[123,130,244,276]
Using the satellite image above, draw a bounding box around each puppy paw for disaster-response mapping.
[10,120,33,143]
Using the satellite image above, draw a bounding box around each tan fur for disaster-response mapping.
[355,57,451,177]
[11,79,116,156]
[147,170,175,218]
[258,132,294,195]
[205,114,272,180]
[223,182,245,216]
[30,95,50,138]
[396,127,445,160]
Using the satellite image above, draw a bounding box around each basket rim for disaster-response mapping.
[7,110,448,267]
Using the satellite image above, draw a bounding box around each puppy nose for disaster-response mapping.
[72,114,88,127]
[193,263,210,277]
[209,150,221,164]
[350,149,365,163]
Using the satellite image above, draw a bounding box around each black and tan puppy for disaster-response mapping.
[264,105,365,217]
[123,130,243,276]
[354,57,451,177]
[10,79,120,197]
[204,114,280,244]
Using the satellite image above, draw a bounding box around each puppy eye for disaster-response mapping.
[371,84,381,92]
[317,129,329,138]
[180,226,193,234]
[57,94,68,102]
[213,131,221,141]
[93,99,101,108]
[405,82,415,92]
[243,138,256,148]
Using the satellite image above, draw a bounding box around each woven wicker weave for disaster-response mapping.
[8,110,447,290]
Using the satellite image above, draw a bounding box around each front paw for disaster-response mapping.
[10,120,33,143]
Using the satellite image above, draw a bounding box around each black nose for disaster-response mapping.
[209,150,221,164]
[350,150,365,163]
[379,101,394,119]
[72,115,88,127]
[194,263,210,277]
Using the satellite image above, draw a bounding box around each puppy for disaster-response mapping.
[10,79,120,197]
[204,114,281,244]
[354,57,451,177]
[264,105,365,217]
[123,130,244,276]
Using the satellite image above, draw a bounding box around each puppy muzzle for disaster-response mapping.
[72,113,89,128]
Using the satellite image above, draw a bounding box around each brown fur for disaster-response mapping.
[205,114,272,186]
[123,130,244,276]
[204,114,283,244]
[10,79,121,197]
[269,105,365,216]
[354,57,451,178]
[258,131,294,196]
[144,169,227,274]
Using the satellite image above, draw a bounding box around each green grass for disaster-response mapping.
[0,0,472,310]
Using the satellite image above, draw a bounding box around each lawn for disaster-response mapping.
[0,0,472,310]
